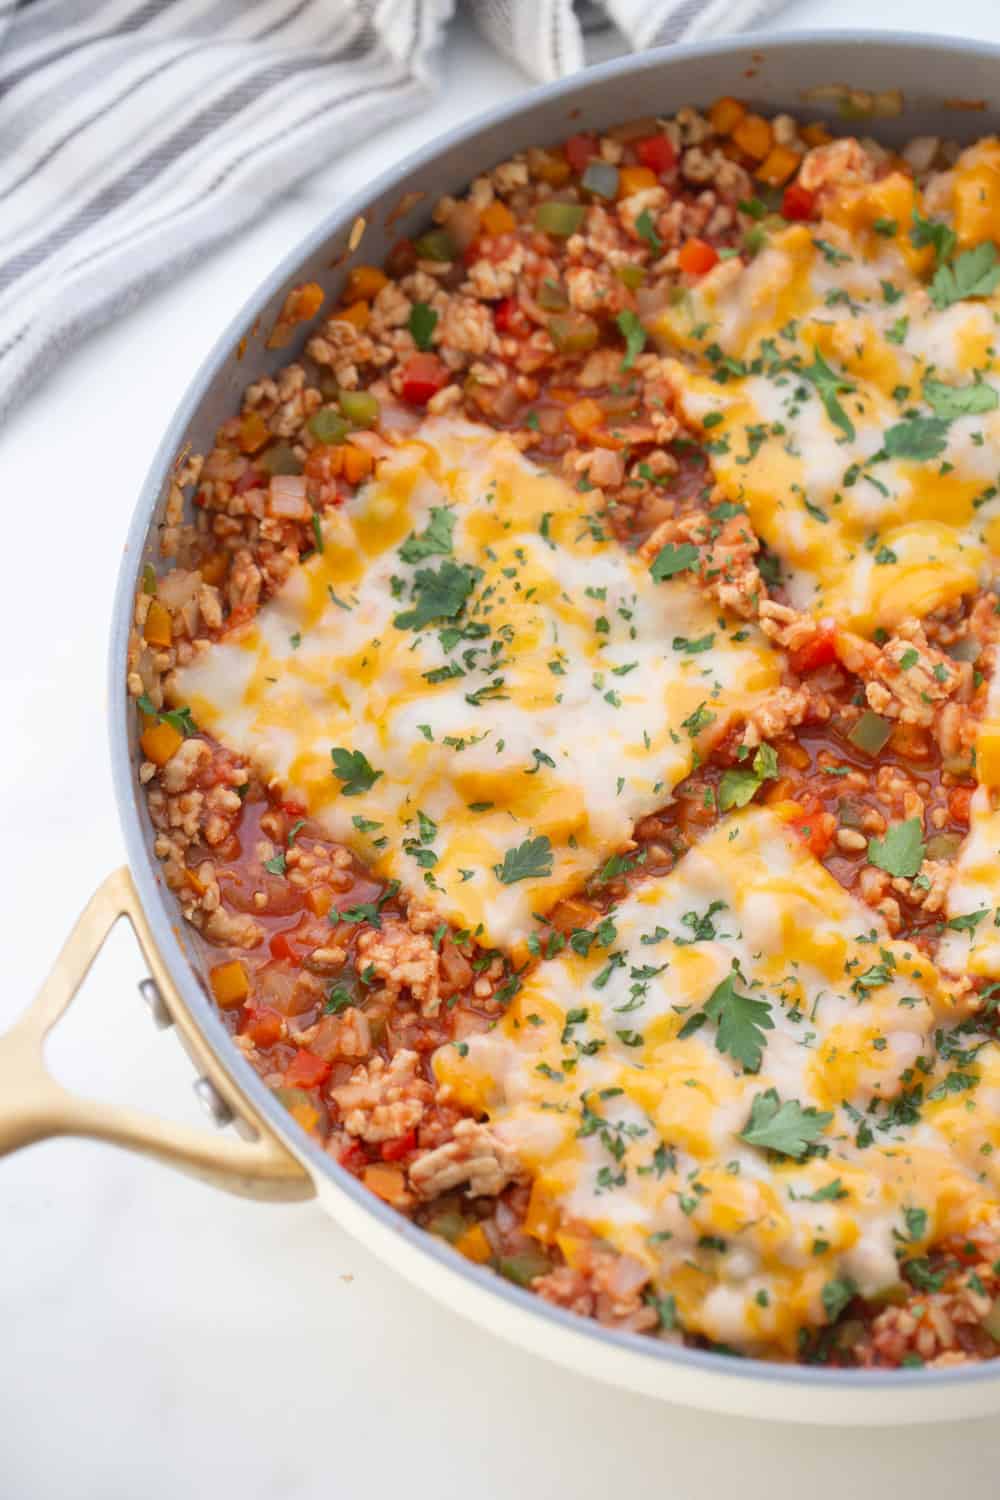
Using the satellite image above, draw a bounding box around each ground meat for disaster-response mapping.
[639,507,763,618]
[329,1049,432,1144]
[355,918,441,1018]
[409,1119,521,1199]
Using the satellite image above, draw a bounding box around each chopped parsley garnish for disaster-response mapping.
[393,559,479,630]
[739,1089,832,1159]
[494,835,553,885]
[684,971,774,1074]
[330,746,383,797]
[398,506,456,563]
[802,350,856,441]
[867,817,925,878]
[923,376,999,419]
[650,541,699,581]
[616,309,646,369]
[930,240,1000,310]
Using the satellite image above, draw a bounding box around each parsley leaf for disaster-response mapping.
[739,1089,833,1159]
[882,416,950,463]
[923,377,999,420]
[802,350,856,441]
[867,817,925,878]
[494,835,553,885]
[702,971,774,1073]
[636,208,662,254]
[330,746,383,797]
[930,241,1000,310]
[398,507,455,563]
[393,559,478,630]
[408,301,438,351]
[650,541,699,581]
[821,1276,857,1323]
[910,207,956,266]
[718,768,762,811]
[616,309,646,369]
[718,742,778,811]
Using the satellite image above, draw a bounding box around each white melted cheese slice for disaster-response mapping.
[655,152,1000,635]
[174,420,781,950]
[436,806,997,1355]
[940,669,1000,978]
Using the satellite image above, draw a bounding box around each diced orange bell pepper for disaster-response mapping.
[238,410,270,455]
[757,144,802,186]
[331,299,370,331]
[343,265,388,303]
[455,1223,492,1264]
[140,720,183,766]
[285,282,324,323]
[362,1162,409,1205]
[480,200,516,235]
[342,443,374,485]
[617,164,658,198]
[566,397,605,436]
[709,96,747,136]
[143,599,173,648]
[731,113,773,162]
[677,237,719,276]
[210,959,251,1010]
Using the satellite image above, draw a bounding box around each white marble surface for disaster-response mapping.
[6,4,1000,1495]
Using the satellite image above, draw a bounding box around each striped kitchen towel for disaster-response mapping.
[0,0,788,420]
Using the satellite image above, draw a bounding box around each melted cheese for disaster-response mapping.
[175,420,780,949]
[655,150,1000,635]
[941,669,1000,977]
[436,807,996,1356]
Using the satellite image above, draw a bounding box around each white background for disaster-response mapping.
[5,3,1000,1495]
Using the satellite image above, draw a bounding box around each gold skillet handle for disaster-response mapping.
[0,868,314,1202]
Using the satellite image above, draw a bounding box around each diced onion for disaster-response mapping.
[268,473,311,520]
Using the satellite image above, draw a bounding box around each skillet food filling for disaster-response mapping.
[130,100,1000,1367]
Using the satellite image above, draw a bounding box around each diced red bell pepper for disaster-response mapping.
[338,1140,368,1173]
[385,237,417,278]
[677,237,719,276]
[494,296,520,334]
[636,134,676,174]
[790,620,838,677]
[789,806,837,858]
[380,1128,418,1162]
[401,352,449,406]
[565,133,599,173]
[242,1005,283,1049]
[269,931,300,964]
[781,182,816,222]
[284,1049,331,1089]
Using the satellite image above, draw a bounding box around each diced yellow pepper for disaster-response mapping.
[757,144,802,186]
[526,147,571,186]
[455,1223,492,1264]
[140,720,183,767]
[731,113,773,161]
[977,722,1000,786]
[480,200,516,235]
[143,599,173,648]
[289,1100,320,1133]
[709,96,746,136]
[209,959,250,1010]
[617,164,658,198]
[238,410,270,455]
[343,265,388,303]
